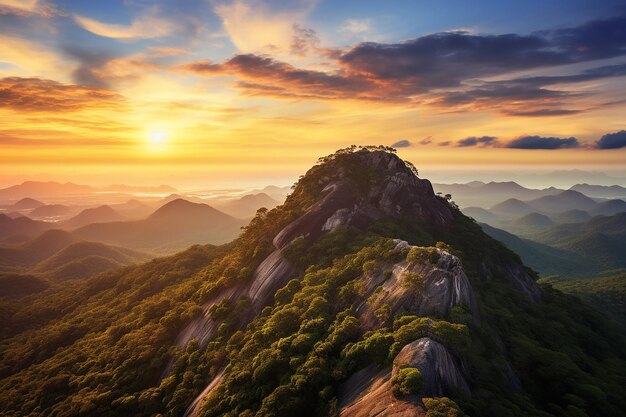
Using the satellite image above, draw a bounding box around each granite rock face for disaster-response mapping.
[394,338,470,397]
[339,337,469,417]
[177,150,541,415]
[357,240,478,328]
[274,151,454,248]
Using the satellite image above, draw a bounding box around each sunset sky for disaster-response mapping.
[1,0,626,188]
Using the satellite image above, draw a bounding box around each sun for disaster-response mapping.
[147,130,169,152]
[149,131,166,145]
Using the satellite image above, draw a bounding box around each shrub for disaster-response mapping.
[391,365,423,397]
[401,271,424,289]
[407,247,439,266]
[423,397,465,417]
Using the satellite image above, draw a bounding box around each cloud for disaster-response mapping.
[73,8,176,39]
[595,130,626,149]
[63,47,115,88]
[180,14,626,114]
[214,0,317,55]
[419,136,432,145]
[0,0,59,17]
[501,108,581,117]
[180,54,373,99]
[339,19,371,34]
[0,35,70,77]
[0,76,123,112]
[391,139,411,148]
[290,24,320,56]
[505,135,580,149]
[148,46,192,57]
[456,136,498,147]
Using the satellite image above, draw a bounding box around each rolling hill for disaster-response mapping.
[0,228,153,294]
[210,192,280,218]
[525,190,599,213]
[479,223,597,276]
[32,241,151,280]
[74,199,246,253]
[490,198,536,216]
[7,198,45,210]
[0,213,49,244]
[62,205,124,229]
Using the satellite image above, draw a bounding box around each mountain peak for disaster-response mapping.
[149,198,232,221]
[275,147,453,248]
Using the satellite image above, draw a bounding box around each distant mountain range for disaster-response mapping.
[462,189,626,237]
[73,199,246,252]
[433,181,563,207]
[209,193,280,218]
[62,205,124,229]
[0,229,152,298]
[570,183,626,199]
[0,181,178,203]
[0,181,93,201]
[481,212,626,277]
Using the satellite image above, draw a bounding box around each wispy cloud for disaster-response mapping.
[73,7,177,39]
[0,77,124,112]
[391,139,411,148]
[339,18,371,34]
[214,0,318,55]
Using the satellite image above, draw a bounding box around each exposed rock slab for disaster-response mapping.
[357,241,478,328]
[339,337,469,417]
[394,338,470,397]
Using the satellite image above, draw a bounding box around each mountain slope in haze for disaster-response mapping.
[461,206,498,223]
[6,198,45,210]
[0,147,624,417]
[433,181,563,207]
[31,241,151,281]
[571,183,626,199]
[62,205,124,229]
[490,198,536,216]
[0,229,152,291]
[591,199,626,216]
[530,213,626,272]
[0,181,93,201]
[74,199,246,253]
[29,204,71,219]
[210,193,280,218]
[527,190,599,213]
[0,229,77,269]
[553,209,592,223]
[0,213,49,244]
[480,222,598,276]
[510,212,555,231]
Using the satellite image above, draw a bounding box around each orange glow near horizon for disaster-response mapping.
[0,1,625,188]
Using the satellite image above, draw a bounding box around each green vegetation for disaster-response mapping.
[0,147,625,417]
[391,365,423,396]
[423,397,466,417]
[540,270,626,327]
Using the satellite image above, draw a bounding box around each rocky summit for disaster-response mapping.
[1,146,625,417]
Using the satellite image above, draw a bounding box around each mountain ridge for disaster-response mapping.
[1,147,624,417]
